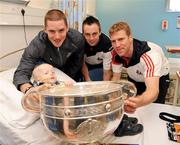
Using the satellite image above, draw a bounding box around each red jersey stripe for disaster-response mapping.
[111,50,120,65]
[141,55,150,77]
[141,54,154,77]
[142,54,152,76]
[144,53,154,76]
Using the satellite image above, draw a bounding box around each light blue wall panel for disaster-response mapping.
[96,0,180,58]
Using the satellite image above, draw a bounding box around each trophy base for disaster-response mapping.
[65,142,131,145]
[64,141,102,145]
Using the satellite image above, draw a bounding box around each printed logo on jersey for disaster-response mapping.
[97,57,103,61]
[136,70,143,75]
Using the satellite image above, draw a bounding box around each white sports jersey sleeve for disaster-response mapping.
[103,51,112,70]
[141,42,169,78]
[141,52,162,77]
[112,63,123,73]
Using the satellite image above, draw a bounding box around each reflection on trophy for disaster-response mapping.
[22,81,137,145]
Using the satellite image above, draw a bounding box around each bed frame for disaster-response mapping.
[0,48,25,72]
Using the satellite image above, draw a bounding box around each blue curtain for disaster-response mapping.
[59,0,86,32]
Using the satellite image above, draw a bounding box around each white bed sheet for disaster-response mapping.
[0,68,141,145]
[0,68,179,145]
[0,68,74,145]
[0,114,62,145]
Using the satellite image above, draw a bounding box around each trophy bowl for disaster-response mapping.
[22,81,137,145]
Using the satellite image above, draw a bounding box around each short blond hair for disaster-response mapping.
[109,22,132,37]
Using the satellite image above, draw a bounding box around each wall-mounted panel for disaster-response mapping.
[0,0,30,5]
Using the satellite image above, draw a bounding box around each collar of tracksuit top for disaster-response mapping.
[114,39,151,67]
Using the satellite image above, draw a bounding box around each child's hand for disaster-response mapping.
[64,81,74,87]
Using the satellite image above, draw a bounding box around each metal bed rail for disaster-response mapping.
[0,48,25,71]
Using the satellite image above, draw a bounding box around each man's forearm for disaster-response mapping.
[111,72,121,81]
[138,88,159,107]
[138,77,160,107]
[82,62,91,81]
[103,70,112,81]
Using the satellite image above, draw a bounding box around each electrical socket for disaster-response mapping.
[21,8,25,16]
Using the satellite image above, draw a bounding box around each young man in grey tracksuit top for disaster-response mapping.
[13,9,85,93]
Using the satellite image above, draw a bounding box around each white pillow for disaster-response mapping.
[54,67,75,83]
[0,67,75,129]
[0,75,39,129]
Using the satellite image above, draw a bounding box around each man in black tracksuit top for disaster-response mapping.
[13,9,85,93]
[82,16,112,81]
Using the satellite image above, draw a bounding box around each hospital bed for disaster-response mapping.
[0,49,179,145]
[0,68,74,145]
[0,48,73,145]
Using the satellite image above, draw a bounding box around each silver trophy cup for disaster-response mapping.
[22,81,137,145]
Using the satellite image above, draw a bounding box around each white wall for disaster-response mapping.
[0,0,96,71]
[28,0,59,9]
[0,25,43,70]
[0,1,49,70]
[86,0,96,16]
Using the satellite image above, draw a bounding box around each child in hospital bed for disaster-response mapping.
[26,63,73,108]
[23,63,75,139]
[32,63,72,86]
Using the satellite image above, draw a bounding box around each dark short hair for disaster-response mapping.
[44,9,68,27]
[82,16,101,32]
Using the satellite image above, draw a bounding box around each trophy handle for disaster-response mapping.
[115,80,137,98]
[21,83,55,113]
[21,89,41,113]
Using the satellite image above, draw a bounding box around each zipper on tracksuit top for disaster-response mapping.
[57,47,63,66]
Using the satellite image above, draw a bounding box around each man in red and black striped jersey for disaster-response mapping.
[108,22,170,113]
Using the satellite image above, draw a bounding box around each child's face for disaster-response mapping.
[36,64,57,84]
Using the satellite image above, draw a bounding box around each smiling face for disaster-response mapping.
[44,20,68,48]
[110,30,133,57]
[109,22,133,58]
[83,23,101,46]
